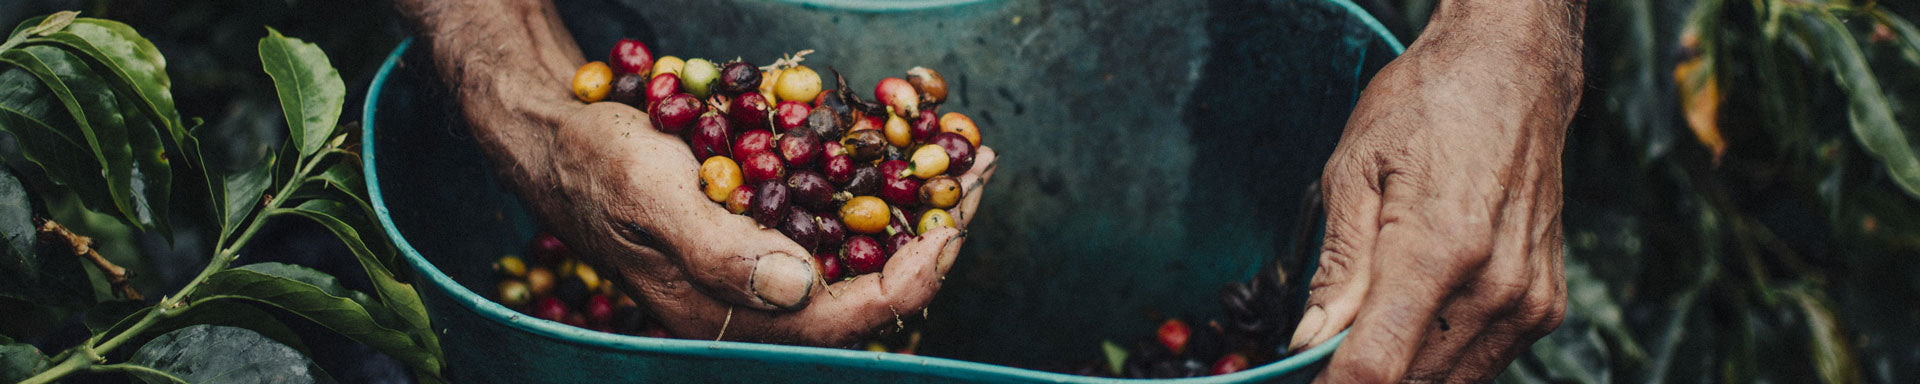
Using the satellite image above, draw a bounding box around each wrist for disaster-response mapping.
[395,0,569,192]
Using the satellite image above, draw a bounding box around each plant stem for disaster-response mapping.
[18,138,338,384]
[17,348,92,384]
[37,219,144,300]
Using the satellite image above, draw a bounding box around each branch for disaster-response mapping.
[36,219,144,301]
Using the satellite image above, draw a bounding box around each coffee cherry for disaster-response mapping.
[905,67,948,105]
[815,250,844,281]
[494,255,529,278]
[814,89,853,121]
[726,185,754,214]
[556,276,590,308]
[742,151,785,184]
[1210,354,1248,375]
[842,235,884,275]
[651,56,685,79]
[839,196,890,234]
[929,133,976,176]
[775,101,812,131]
[649,93,702,134]
[787,171,835,211]
[573,262,603,291]
[734,129,775,158]
[699,156,744,202]
[850,111,883,132]
[691,113,733,160]
[884,231,914,256]
[879,160,911,181]
[824,154,856,185]
[759,67,783,101]
[526,266,556,296]
[815,215,848,252]
[646,73,681,107]
[774,65,823,103]
[530,232,570,264]
[845,166,883,196]
[916,209,953,235]
[751,180,791,227]
[884,112,913,147]
[729,92,773,130]
[534,297,568,322]
[806,107,845,141]
[497,280,532,307]
[919,176,961,209]
[586,294,616,328]
[572,61,613,102]
[911,110,940,143]
[609,73,646,106]
[939,112,981,146]
[778,127,822,168]
[610,38,654,75]
[1157,319,1192,356]
[908,145,950,179]
[841,129,887,162]
[779,207,822,251]
[881,173,921,207]
[681,58,720,98]
[875,77,919,119]
[718,61,762,96]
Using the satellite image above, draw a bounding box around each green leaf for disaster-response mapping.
[195,263,439,375]
[126,325,321,384]
[0,165,91,340]
[257,27,344,158]
[1783,10,1920,200]
[1782,288,1862,383]
[270,201,439,367]
[222,150,277,238]
[0,341,50,382]
[23,11,78,38]
[0,46,150,228]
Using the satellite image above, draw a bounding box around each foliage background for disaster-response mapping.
[5,0,1917,382]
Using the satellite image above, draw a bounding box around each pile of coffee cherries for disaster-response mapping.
[491,233,667,336]
[1053,267,1302,378]
[572,39,983,282]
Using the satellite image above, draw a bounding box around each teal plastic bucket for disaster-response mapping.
[364,0,1400,381]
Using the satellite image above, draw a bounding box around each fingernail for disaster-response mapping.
[1290,305,1327,352]
[752,253,814,309]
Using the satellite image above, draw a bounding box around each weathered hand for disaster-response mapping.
[1287,0,1585,382]
[397,0,996,346]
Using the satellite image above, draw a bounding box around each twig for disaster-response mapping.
[714,305,734,341]
[36,219,144,301]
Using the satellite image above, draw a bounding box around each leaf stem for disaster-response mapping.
[89,362,189,382]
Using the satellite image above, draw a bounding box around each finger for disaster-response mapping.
[1289,157,1380,351]
[764,228,962,345]
[948,146,997,229]
[1315,182,1498,384]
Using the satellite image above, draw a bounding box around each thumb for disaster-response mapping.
[656,204,820,312]
[1288,160,1381,352]
[601,123,820,312]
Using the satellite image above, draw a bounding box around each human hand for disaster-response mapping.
[1286,0,1585,382]
[396,0,997,346]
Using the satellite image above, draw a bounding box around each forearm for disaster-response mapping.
[393,0,578,190]
[1391,0,1587,140]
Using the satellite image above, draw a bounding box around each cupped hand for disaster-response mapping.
[407,0,997,346]
[1286,1,1584,381]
